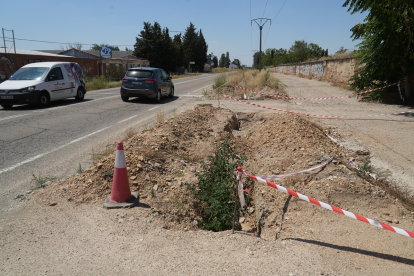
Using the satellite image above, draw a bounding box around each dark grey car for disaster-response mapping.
[120,67,174,103]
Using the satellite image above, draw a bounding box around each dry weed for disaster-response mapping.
[91,143,116,165]
[157,112,165,123]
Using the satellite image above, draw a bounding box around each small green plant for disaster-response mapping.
[187,132,194,137]
[262,71,270,87]
[248,132,253,136]
[150,189,156,197]
[252,70,258,77]
[174,171,185,178]
[202,89,209,96]
[104,169,114,180]
[212,74,227,89]
[186,139,247,232]
[32,173,55,189]
[76,163,84,174]
[92,144,114,164]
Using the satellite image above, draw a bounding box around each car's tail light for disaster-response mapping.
[145,79,157,85]
[122,78,130,82]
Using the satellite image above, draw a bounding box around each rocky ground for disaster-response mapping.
[1,79,414,275]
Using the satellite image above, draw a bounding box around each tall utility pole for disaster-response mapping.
[251,18,271,72]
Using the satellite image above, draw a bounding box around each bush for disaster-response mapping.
[212,74,227,89]
[186,139,247,231]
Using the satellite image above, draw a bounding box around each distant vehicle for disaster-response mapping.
[0,62,86,109]
[120,67,174,103]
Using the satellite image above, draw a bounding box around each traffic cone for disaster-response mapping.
[103,141,139,209]
[243,93,247,100]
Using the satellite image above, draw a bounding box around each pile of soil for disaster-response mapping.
[37,105,414,238]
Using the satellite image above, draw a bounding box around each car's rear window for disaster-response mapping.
[126,70,153,78]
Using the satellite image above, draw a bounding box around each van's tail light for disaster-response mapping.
[122,78,130,82]
[145,79,157,85]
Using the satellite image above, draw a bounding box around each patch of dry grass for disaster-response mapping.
[157,112,165,123]
[226,70,283,92]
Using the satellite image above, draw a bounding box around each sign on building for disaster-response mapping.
[100,46,112,58]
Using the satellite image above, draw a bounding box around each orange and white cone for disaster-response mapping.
[103,141,139,208]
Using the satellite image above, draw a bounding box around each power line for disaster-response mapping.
[264,0,288,48]
[0,36,135,47]
[262,0,269,17]
[272,0,288,21]
[0,31,184,47]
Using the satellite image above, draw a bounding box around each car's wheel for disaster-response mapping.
[121,95,129,102]
[168,87,174,98]
[38,91,50,107]
[154,90,161,103]
[75,87,85,101]
[1,104,13,109]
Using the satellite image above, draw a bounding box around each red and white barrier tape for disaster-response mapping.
[257,158,333,180]
[222,95,414,118]
[235,85,352,100]
[238,167,414,238]
[233,77,407,100]
[356,80,402,96]
[349,157,379,180]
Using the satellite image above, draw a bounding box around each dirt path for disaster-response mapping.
[270,73,414,192]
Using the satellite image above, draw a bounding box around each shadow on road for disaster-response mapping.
[285,238,414,266]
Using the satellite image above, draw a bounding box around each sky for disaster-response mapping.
[1,0,368,66]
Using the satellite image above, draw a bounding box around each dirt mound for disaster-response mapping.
[36,105,414,237]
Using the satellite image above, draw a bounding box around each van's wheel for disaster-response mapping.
[75,87,85,101]
[121,95,129,102]
[168,87,174,98]
[38,92,50,107]
[154,90,161,103]
[1,104,13,109]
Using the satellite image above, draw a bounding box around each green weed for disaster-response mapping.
[213,74,227,89]
[104,169,114,180]
[76,163,84,174]
[186,139,247,232]
[32,173,56,189]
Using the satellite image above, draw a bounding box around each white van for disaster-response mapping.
[0,62,86,109]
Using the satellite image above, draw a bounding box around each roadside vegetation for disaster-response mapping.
[85,76,122,91]
[213,69,282,92]
[212,68,239,74]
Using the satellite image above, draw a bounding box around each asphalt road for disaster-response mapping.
[0,73,220,214]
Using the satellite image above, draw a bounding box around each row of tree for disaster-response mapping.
[253,40,329,68]
[133,22,207,73]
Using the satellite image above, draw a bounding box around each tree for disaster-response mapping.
[335,46,348,55]
[219,53,226,67]
[182,22,198,71]
[172,33,184,71]
[90,43,120,51]
[225,52,230,68]
[195,29,208,72]
[343,0,414,91]
[232,59,241,68]
[212,56,218,68]
[60,42,83,51]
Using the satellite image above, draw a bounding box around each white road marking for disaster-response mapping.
[174,75,216,85]
[0,126,110,175]
[118,115,138,123]
[0,113,30,122]
[187,84,212,94]
[32,95,118,113]
[148,106,160,111]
